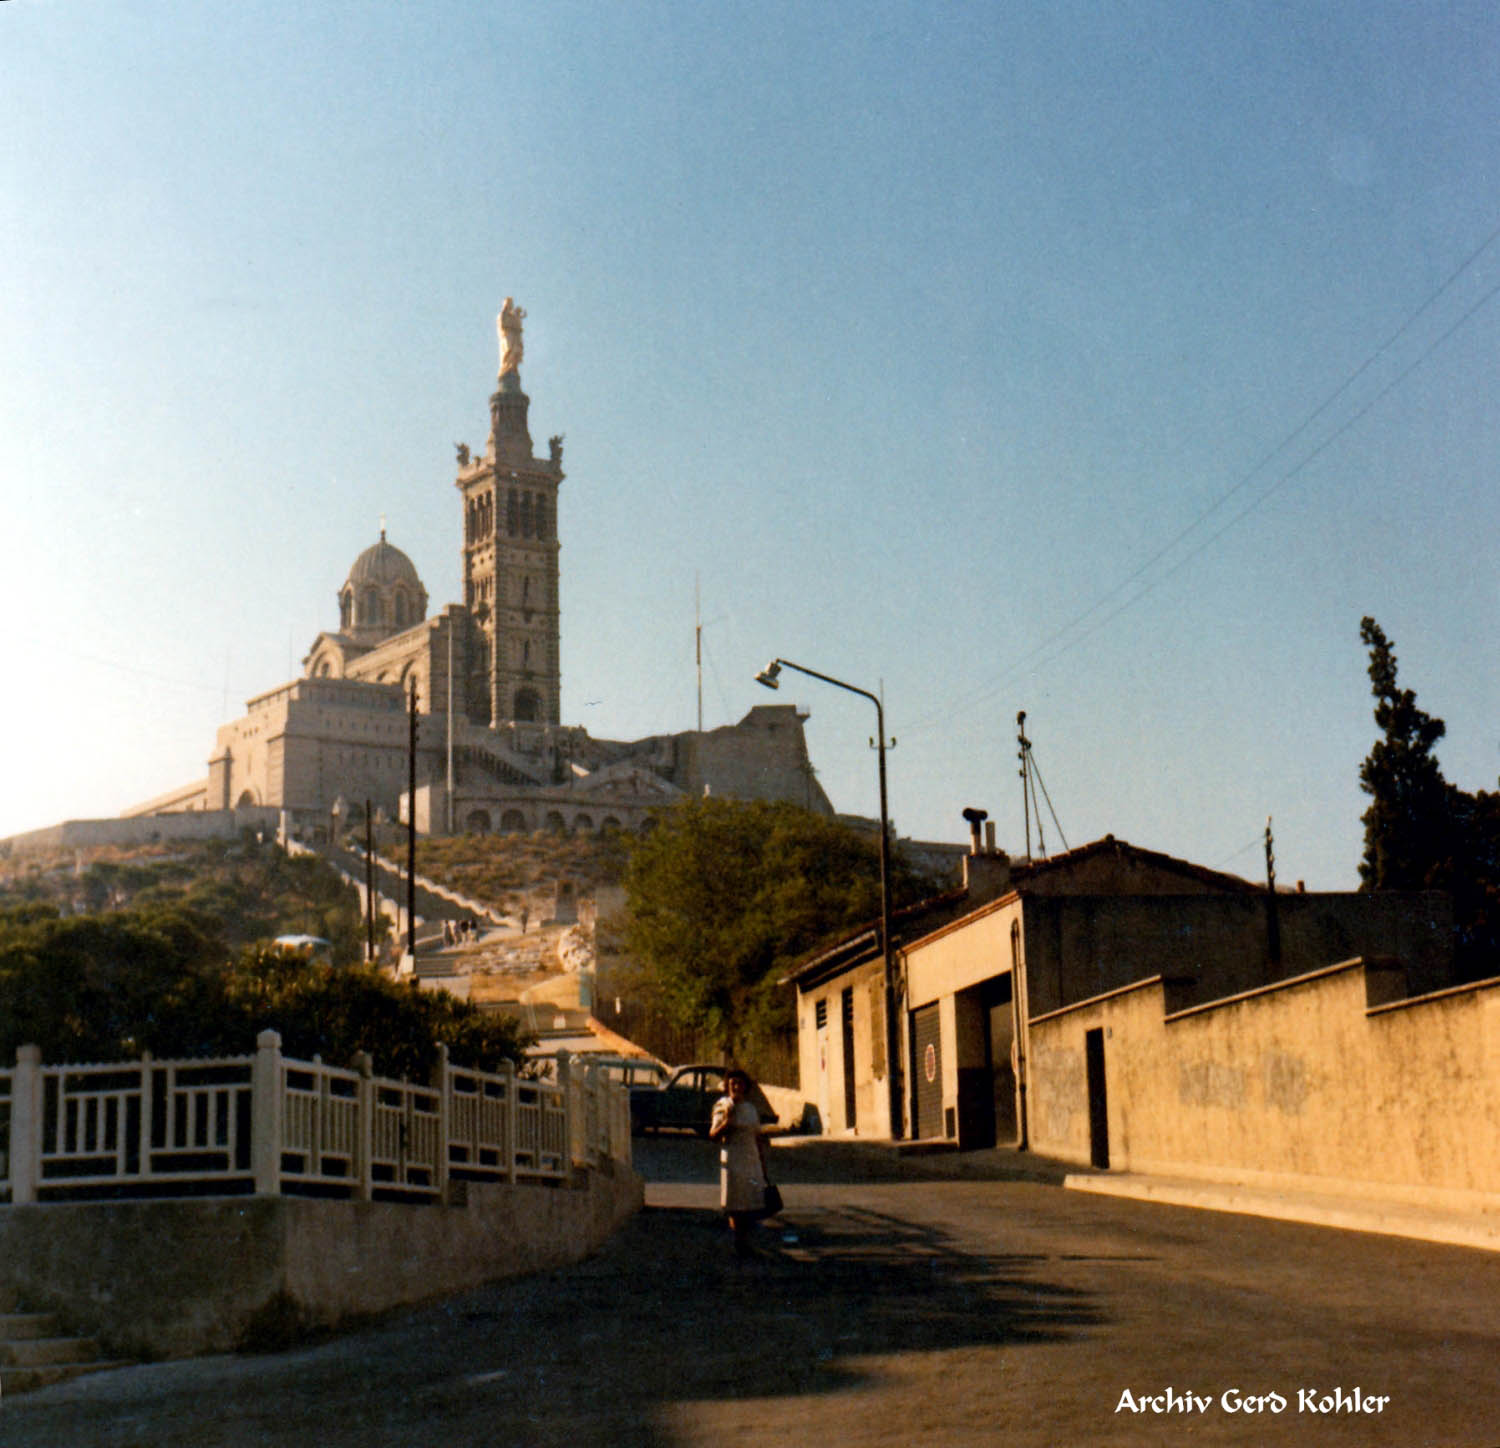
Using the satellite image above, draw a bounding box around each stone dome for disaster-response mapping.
[347,534,424,590]
[338,531,428,643]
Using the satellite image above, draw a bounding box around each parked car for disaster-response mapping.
[629,1064,778,1136]
[587,1056,670,1091]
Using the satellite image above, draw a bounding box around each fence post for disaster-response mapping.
[504,1061,518,1184]
[311,1054,325,1177]
[555,1050,578,1169]
[433,1043,450,1199]
[353,1051,374,1202]
[251,1029,284,1196]
[138,1049,153,1183]
[10,1045,41,1205]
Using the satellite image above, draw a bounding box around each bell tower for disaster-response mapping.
[455,299,563,727]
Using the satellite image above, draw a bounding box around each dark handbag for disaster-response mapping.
[762,1181,783,1217]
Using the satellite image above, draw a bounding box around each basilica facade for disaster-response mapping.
[130,306,832,837]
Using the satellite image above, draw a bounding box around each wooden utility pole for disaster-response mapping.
[1264,816,1281,974]
[407,683,418,961]
[364,799,375,963]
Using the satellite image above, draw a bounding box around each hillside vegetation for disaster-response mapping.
[0,836,531,1073]
[385,829,630,914]
[0,836,372,963]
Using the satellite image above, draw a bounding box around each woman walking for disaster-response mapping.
[709,1068,771,1257]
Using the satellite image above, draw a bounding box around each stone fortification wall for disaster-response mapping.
[120,777,210,817]
[0,1166,642,1360]
[2,806,279,857]
[673,705,834,814]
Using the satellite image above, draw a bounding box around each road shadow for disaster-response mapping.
[0,1194,1101,1448]
[634,1131,1081,1186]
[414,1197,1103,1443]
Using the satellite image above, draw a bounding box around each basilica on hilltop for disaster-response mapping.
[129,303,833,837]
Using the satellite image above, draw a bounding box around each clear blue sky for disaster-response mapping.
[4,1,1497,887]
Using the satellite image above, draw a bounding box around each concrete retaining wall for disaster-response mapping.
[0,1165,642,1360]
[1027,958,1500,1207]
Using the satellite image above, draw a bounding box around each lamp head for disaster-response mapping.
[755,660,782,690]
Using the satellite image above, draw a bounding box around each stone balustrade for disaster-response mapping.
[0,1033,629,1206]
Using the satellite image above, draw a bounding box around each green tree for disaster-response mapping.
[1358,616,1453,890]
[622,798,933,1060]
[0,903,234,1062]
[0,904,531,1075]
[1358,617,1500,975]
[224,945,533,1078]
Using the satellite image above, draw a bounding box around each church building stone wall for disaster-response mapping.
[111,305,848,842]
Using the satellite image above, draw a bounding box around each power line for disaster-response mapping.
[1212,833,1265,869]
[1014,268,1500,682]
[906,218,1500,736]
[33,643,244,698]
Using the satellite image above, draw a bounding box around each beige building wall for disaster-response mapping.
[1019,891,1453,1018]
[907,902,1019,1009]
[795,961,894,1137]
[1028,962,1500,1205]
[839,882,1451,1151]
[208,678,410,818]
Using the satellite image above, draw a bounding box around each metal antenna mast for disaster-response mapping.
[1017,711,1069,860]
[1017,711,1036,859]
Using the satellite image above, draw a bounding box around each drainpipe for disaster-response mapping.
[1010,918,1030,1152]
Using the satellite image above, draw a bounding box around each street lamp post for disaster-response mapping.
[756,658,903,1140]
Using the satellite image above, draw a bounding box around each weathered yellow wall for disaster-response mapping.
[906,902,1018,1009]
[1028,963,1500,1203]
[798,962,892,1137]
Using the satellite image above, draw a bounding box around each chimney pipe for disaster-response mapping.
[961,806,988,855]
[985,820,996,853]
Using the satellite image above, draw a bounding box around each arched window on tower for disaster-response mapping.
[394,591,408,628]
[520,492,534,538]
[361,587,379,626]
[507,490,518,536]
[535,494,548,539]
[513,687,541,722]
[340,590,352,630]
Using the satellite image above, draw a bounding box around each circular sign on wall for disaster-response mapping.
[923,1042,937,1084]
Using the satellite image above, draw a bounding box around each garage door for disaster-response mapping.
[911,1003,943,1140]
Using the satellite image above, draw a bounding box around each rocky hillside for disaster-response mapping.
[382,829,630,920]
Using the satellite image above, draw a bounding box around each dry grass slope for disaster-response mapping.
[401,830,630,915]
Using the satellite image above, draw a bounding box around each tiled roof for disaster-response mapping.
[1009,834,1259,894]
[781,834,1256,989]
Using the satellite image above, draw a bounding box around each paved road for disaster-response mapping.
[4,1138,1499,1446]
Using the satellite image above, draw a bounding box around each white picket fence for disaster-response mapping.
[0,1031,630,1204]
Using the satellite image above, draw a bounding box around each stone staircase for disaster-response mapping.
[0,1290,127,1397]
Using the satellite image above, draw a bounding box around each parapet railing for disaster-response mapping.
[0,1032,630,1205]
